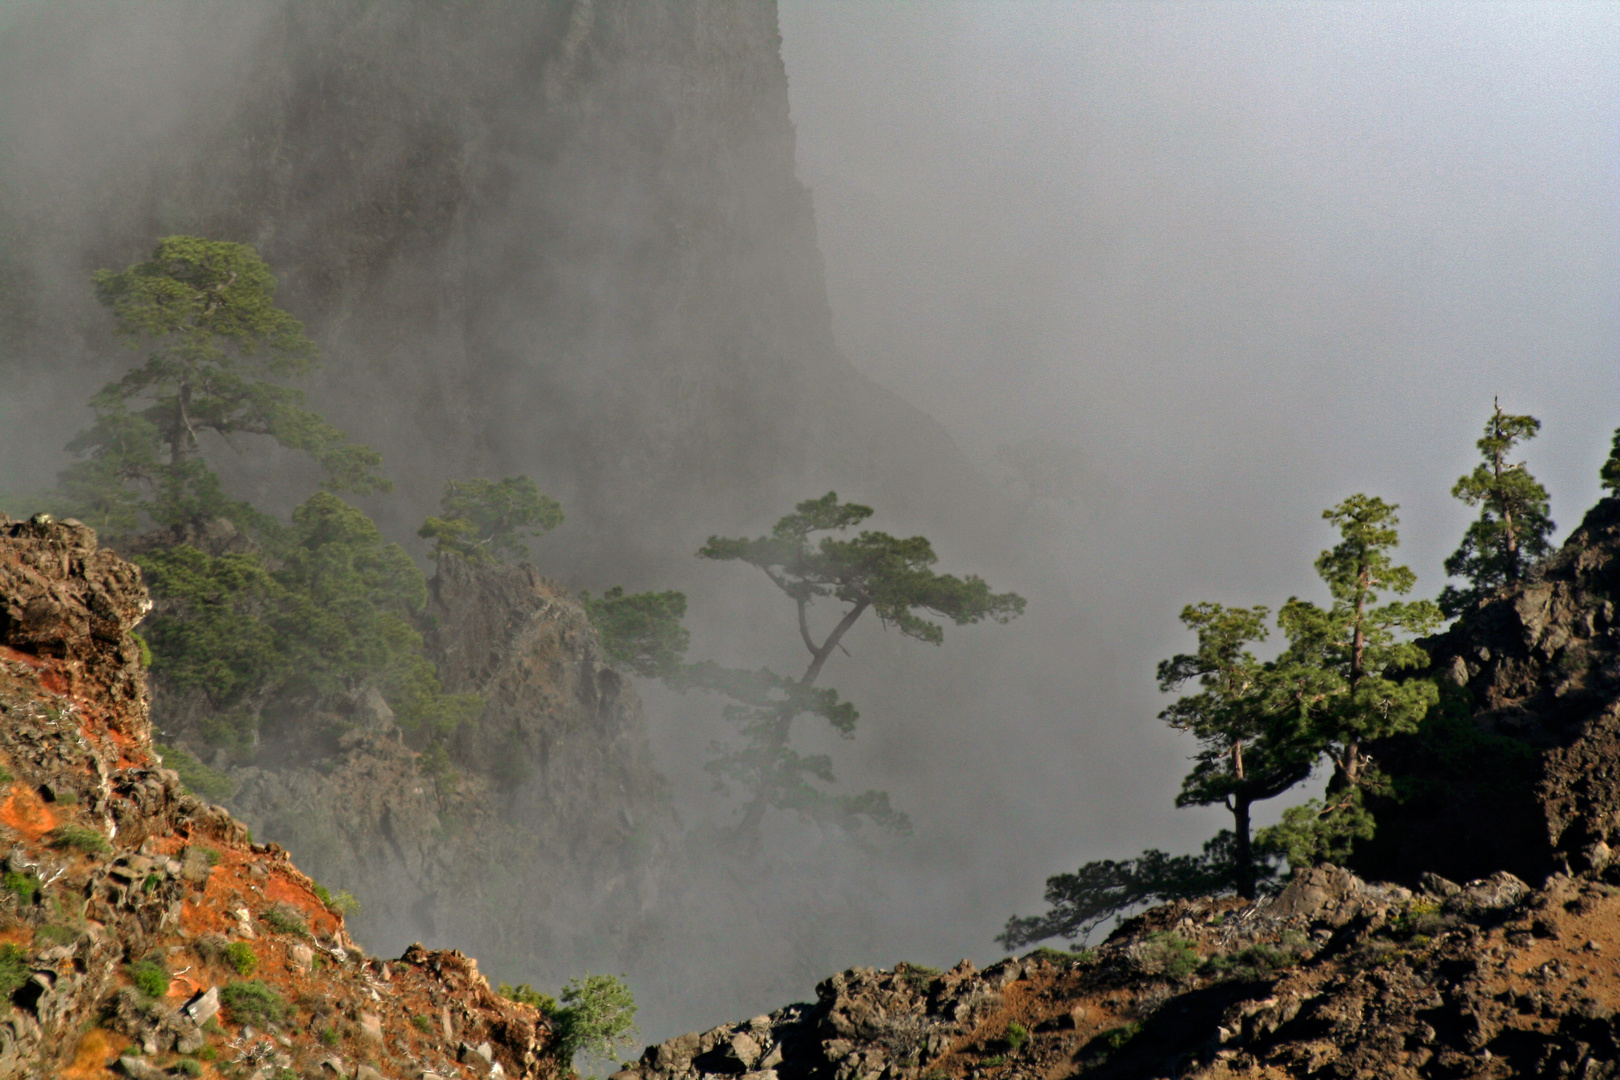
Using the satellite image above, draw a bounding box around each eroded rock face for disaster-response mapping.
[1359,497,1620,887]
[223,554,679,971]
[0,519,556,1078]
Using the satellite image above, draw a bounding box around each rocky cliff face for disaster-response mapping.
[0,515,555,1078]
[222,553,679,970]
[0,0,993,574]
[1356,497,1620,888]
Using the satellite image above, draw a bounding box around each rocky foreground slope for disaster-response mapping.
[0,514,554,1079]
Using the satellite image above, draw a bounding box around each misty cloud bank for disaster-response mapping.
[1,0,1617,1043]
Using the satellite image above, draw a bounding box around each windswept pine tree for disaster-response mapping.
[1439,401,1554,617]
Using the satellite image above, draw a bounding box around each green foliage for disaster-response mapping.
[173,1060,204,1078]
[997,834,1239,949]
[1139,933,1200,979]
[1095,1022,1141,1052]
[582,586,690,680]
[1004,1021,1029,1051]
[312,883,360,915]
[500,982,558,1013]
[224,941,258,977]
[0,945,29,1004]
[154,743,235,802]
[60,236,386,533]
[1158,602,1315,898]
[696,493,1024,843]
[127,959,170,998]
[550,973,638,1065]
[897,963,941,992]
[1274,495,1440,807]
[1440,403,1554,616]
[418,476,562,564]
[1602,427,1620,496]
[137,492,480,754]
[35,924,78,947]
[220,979,290,1027]
[260,903,309,937]
[412,1014,435,1033]
[1257,790,1376,870]
[3,872,38,905]
[1202,934,1308,981]
[49,824,109,855]
[319,1026,340,1047]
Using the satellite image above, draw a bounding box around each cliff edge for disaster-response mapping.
[0,515,554,1079]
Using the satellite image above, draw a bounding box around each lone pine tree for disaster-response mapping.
[697,492,1025,846]
[59,236,387,534]
[1439,400,1553,617]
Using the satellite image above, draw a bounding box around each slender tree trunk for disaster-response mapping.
[1232,794,1255,900]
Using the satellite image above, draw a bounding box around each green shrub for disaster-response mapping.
[220,980,290,1027]
[224,941,258,976]
[550,973,637,1064]
[1203,934,1308,981]
[48,824,109,855]
[0,944,29,1003]
[35,925,77,947]
[897,962,942,992]
[3,872,39,905]
[127,960,170,998]
[1022,946,1076,966]
[500,982,557,1013]
[196,1045,217,1061]
[0,766,12,784]
[199,848,223,867]
[1004,1022,1029,1052]
[1138,933,1200,979]
[319,1025,340,1047]
[153,743,235,802]
[260,903,309,938]
[312,883,360,915]
[172,1058,203,1077]
[1099,1022,1141,1050]
[412,1014,434,1033]
[142,873,162,894]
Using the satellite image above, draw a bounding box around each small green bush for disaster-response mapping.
[3,872,39,905]
[35,925,77,947]
[0,944,29,1002]
[196,1045,218,1061]
[311,883,360,915]
[897,962,942,992]
[220,980,290,1027]
[551,973,637,1064]
[172,1058,203,1077]
[1100,1022,1141,1050]
[127,959,170,998]
[199,848,223,868]
[1203,934,1309,981]
[224,941,258,976]
[260,903,309,938]
[1138,933,1199,979]
[48,824,108,855]
[142,873,162,893]
[412,1014,434,1033]
[153,743,234,802]
[1004,1021,1029,1052]
[500,982,557,1013]
[319,1025,340,1047]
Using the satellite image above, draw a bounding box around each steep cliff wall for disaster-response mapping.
[1356,497,1620,888]
[0,0,993,574]
[0,516,555,1079]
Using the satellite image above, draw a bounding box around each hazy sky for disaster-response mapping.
[780,1,1620,611]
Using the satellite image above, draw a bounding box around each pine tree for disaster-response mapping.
[417,475,563,564]
[697,493,1025,845]
[59,236,386,533]
[1265,495,1440,865]
[1438,400,1553,617]
[1601,427,1620,497]
[1157,603,1315,898]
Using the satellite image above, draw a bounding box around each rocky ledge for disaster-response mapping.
[0,515,556,1079]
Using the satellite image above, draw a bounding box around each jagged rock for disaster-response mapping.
[0,520,560,1078]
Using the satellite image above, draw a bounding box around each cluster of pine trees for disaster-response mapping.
[1001,403,1620,949]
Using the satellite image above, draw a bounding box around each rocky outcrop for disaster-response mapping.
[1358,497,1620,887]
[222,554,679,972]
[621,862,1620,1079]
[0,516,556,1078]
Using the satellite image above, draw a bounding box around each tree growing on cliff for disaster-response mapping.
[1157,603,1316,899]
[1261,494,1440,866]
[1602,427,1620,496]
[1438,401,1554,617]
[697,492,1025,846]
[581,586,691,680]
[417,475,563,563]
[59,236,387,533]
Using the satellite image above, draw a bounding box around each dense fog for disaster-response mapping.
[1,0,1617,1047]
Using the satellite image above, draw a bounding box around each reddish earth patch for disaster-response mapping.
[0,784,56,840]
[58,1027,130,1080]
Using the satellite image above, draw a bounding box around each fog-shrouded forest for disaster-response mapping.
[1,0,1617,1050]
